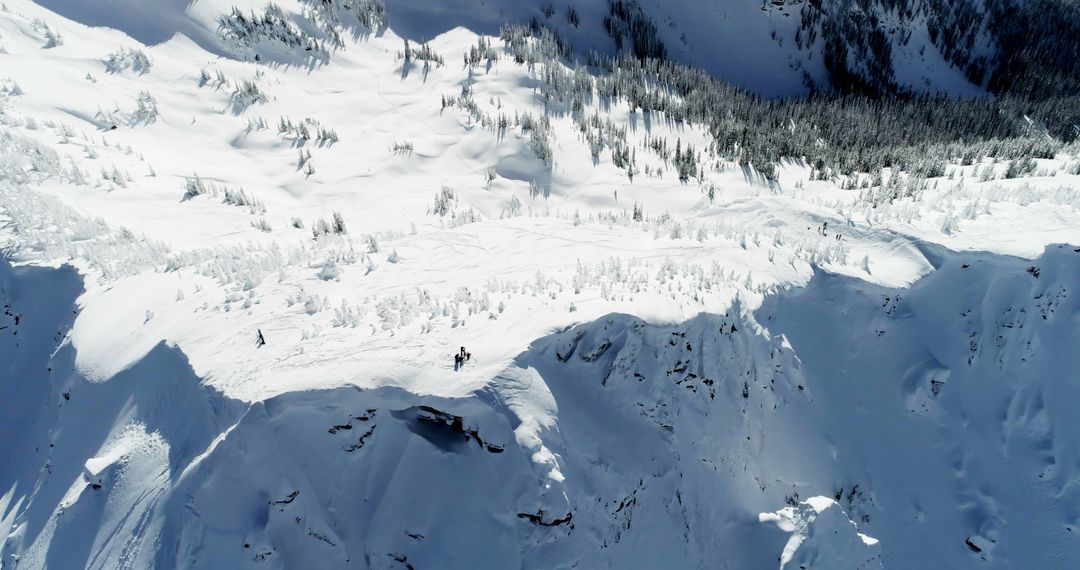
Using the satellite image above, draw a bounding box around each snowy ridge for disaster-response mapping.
[4,245,1080,567]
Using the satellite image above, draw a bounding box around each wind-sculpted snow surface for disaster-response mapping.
[498,243,1080,569]
[0,258,532,568]
[498,244,1080,569]
[0,256,247,569]
[3,245,1079,568]
[758,243,1080,568]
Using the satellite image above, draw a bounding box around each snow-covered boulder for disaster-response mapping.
[759,497,882,570]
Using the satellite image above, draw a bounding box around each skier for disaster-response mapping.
[255,328,266,348]
[454,347,472,370]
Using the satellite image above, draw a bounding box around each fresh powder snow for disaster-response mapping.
[1,0,1079,568]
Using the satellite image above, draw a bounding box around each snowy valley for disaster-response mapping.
[1,0,1080,568]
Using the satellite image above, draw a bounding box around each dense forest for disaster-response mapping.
[493,0,1080,193]
[796,0,1080,102]
[223,0,1080,201]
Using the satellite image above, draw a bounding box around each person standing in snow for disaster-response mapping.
[454,347,472,369]
[256,328,266,348]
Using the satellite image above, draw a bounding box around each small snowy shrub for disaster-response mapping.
[231,80,267,113]
[224,187,266,214]
[33,20,63,48]
[311,217,331,239]
[432,186,455,216]
[104,47,152,74]
[251,218,272,232]
[183,173,209,200]
[504,195,522,217]
[331,211,347,234]
[318,260,342,280]
[131,91,158,124]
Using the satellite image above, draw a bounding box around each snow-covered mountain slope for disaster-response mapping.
[390,0,995,97]
[373,0,841,97]
[1,0,1080,568]
[328,0,991,97]
[5,237,1080,568]
[24,0,990,98]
